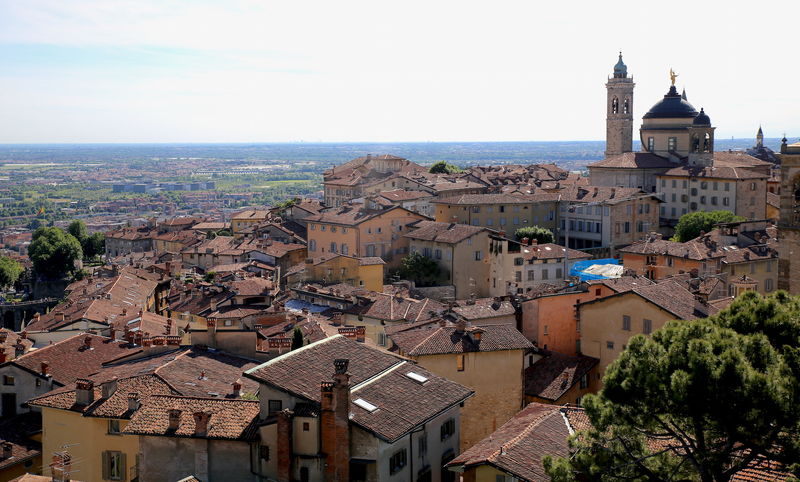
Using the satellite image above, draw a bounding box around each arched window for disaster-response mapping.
[611,97,619,114]
[623,98,629,114]
[691,134,700,153]
[703,133,711,153]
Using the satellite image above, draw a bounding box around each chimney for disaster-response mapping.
[108,327,116,341]
[210,299,218,313]
[14,344,24,358]
[51,452,72,482]
[322,359,350,481]
[41,361,49,376]
[102,377,118,398]
[521,237,529,246]
[168,408,182,431]
[0,352,6,364]
[128,392,140,412]
[470,328,484,342]
[83,336,92,349]
[20,331,27,340]
[207,318,217,349]
[456,319,467,333]
[75,378,94,406]
[0,442,11,459]
[193,411,211,437]
[276,409,294,482]
[232,378,242,397]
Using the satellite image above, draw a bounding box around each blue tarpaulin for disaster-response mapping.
[569,258,621,281]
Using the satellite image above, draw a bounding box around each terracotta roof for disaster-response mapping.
[9,334,140,386]
[451,298,516,320]
[661,165,767,180]
[344,293,446,322]
[245,335,473,442]
[712,151,773,168]
[231,209,270,220]
[124,395,260,440]
[225,277,275,297]
[404,220,487,244]
[447,403,573,480]
[377,189,433,201]
[521,243,592,261]
[0,412,41,472]
[525,352,598,401]
[767,192,779,209]
[619,230,777,265]
[432,193,533,205]
[589,152,678,169]
[586,275,655,293]
[390,325,533,356]
[305,205,418,226]
[190,222,229,231]
[0,329,33,360]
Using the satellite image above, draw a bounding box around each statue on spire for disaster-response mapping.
[669,68,679,86]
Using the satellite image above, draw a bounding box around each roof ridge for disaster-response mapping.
[350,360,407,392]
[408,327,446,355]
[487,407,558,463]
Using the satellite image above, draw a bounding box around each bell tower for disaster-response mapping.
[778,139,800,294]
[605,52,635,157]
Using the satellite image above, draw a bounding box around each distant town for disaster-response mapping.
[0,56,798,482]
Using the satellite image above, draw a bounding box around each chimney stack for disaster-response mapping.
[456,319,467,333]
[75,378,94,406]
[0,352,6,364]
[83,336,92,349]
[51,452,72,482]
[1,442,11,459]
[128,392,140,412]
[276,409,294,482]
[193,411,211,437]
[207,318,217,348]
[321,359,351,481]
[232,379,242,397]
[41,361,49,376]
[168,409,182,431]
[101,377,118,399]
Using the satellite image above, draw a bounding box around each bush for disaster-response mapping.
[397,252,443,287]
[514,226,554,244]
[672,210,745,242]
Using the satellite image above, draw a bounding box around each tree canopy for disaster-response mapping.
[82,232,105,259]
[673,210,745,242]
[28,227,83,278]
[291,327,304,350]
[0,256,23,289]
[544,291,800,481]
[67,219,88,243]
[397,252,442,287]
[428,161,462,174]
[514,226,554,244]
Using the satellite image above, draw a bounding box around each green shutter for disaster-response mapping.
[120,452,127,481]
[102,451,110,480]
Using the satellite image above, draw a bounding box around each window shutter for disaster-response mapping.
[102,451,110,480]
[120,452,128,481]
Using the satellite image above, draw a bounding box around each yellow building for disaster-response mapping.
[305,205,428,268]
[390,322,534,451]
[231,210,270,238]
[433,193,559,233]
[283,253,385,292]
[577,280,710,387]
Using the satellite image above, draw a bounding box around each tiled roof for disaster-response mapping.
[447,403,571,480]
[587,275,654,293]
[712,151,773,168]
[619,230,777,264]
[345,293,446,322]
[557,185,649,204]
[390,325,533,356]
[231,209,270,220]
[10,333,140,386]
[0,329,33,360]
[432,193,533,205]
[631,281,705,320]
[589,152,678,169]
[305,205,417,226]
[124,395,260,440]
[245,335,473,442]
[0,412,41,471]
[661,165,767,180]
[404,220,486,244]
[451,298,515,320]
[377,190,433,201]
[191,222,229,231]
[225,277,275,297]
[525,352,598,401]
[521,243,592,261]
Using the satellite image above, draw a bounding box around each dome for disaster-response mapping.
[643,85,699,119]
[693,108,711,126]
[613,53,627,78]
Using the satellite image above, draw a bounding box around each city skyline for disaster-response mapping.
[1,0,798,144]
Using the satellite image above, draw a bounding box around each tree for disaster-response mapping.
[673,210,745,242]
[67,220,88,243]
[291,327,304,350]
[28,227,83,278]
[0,256,23,289]
[514,226,554,244]
[397,252,442,287]
[428,161,462,174]
[82,232,105,259]
[544,291,800,482]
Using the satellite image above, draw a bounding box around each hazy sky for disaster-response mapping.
[0,0,797,143]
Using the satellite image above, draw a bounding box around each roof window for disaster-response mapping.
[405,372,429,384]
[353,398,378,412]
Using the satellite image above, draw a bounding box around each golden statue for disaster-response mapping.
[670,68,678,86]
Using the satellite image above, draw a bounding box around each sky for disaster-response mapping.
[0,0,798,143]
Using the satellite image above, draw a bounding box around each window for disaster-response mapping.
[643,319,653,335]
[320,225,326,231]
[418,436,428,457]
[750,182,757,191]
[268,400,282,415]
[440,418,456,441]
[622,315,631,331]
[303,422,310,431]
[668,137,677,151]
[579,374,588,389]
[2,375,14,386]
[661,179,666,188]
[108,419,121,435]
[341,244,349,255]
[310,224,315,230]
[514,257,524,266]
[330,226,337,233]
[434,249,442,260]
[606,341,614,350]
[725,183,730,191]
[711,196,718,206]
[556,268,563,278]
[378,332,387,346]
[723,197,730,206]
[515,271,522,282]
[624,222,630,233]
[102,451,126,481]
[456,354,465,371]
[389,449,407,475]
[474,251,483,261]
[342,228,347,234]
[647,137,654,151]
[701,181,708,189]
[486,219,493,226]
[309,240,316,252]
[499,218,507,226]
[527,270,535,281]
[542,269,549,280]
[543,325,549,335]
[766,278,774,292]
[330,242,337,253]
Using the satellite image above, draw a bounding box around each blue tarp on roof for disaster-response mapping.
[569,258,620,281]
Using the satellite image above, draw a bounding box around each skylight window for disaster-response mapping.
[353,398,378,412]
[405,371,428,383]
[545,246,552,250]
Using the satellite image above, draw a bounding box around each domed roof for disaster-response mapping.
[613,53,627,78]
[693,108,711,126]
[643,85,699,119]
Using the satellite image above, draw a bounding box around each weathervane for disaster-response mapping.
[669,68,679,86]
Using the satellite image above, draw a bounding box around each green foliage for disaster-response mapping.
[397,252,442,287]
[82,232,105,259]
[291,327,304,350]
[672,210,745,242]
[203,271,217,282]
[215,229,232,237]
[544,291,800,482]
[514,226,554,244]
[0,256,23,289]
[273,198,299,215]
[28,227,83,278]
[428,161,462,174]
[67,220,88,242]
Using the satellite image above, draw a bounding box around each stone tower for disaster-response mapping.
[777,138,800,294]
[605,52,635,157]
[756,126,764,148]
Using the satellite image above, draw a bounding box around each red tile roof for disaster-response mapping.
[525,352,598,401]
[390,325,533,356]
[404,220,487,244]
